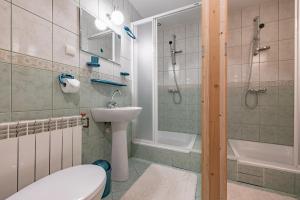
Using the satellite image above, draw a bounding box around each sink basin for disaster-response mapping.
[90,106,142,182]
[91,107,142,122]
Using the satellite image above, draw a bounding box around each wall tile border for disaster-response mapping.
[0,49,11,64]
[53,62,79,75]
[12,52,52,71]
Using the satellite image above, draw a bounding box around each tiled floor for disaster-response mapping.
[103,158,201,200]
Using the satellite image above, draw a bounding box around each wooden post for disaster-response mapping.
[201,0,227,199]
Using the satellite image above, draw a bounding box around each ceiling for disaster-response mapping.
[128,0,199,18]
[157,7,200,28]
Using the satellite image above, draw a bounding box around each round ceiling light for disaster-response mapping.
[111,10,124,25]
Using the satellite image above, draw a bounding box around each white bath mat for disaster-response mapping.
[228,182,297,200]
[121,164,197,200]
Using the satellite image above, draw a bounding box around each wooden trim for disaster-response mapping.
[201,0,227,199]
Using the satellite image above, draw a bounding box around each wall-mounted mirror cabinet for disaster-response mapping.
[80,9,121,65]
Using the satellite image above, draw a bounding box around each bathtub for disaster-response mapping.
[229,139,299,173]
[133,131,197,153]
[155,131,196,150]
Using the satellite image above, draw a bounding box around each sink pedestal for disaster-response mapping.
[90,107,142,182]
[111,122,129,181]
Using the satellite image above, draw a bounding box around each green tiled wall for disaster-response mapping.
[131,143,201,173]
[227,82,294,146]
[0,60,132,164]
[158,85,201,134]
[234,162,300,195]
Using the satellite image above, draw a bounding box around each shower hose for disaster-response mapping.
[171,63,182,104]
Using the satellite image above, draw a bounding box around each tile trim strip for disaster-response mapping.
[0,49,12,64]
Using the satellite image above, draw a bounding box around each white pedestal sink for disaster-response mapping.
[91,107,142,181]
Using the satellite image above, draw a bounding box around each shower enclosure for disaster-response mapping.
[131,3,201,153]
[227,0,300,194]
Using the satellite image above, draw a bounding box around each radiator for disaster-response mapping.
[0,116,82,200]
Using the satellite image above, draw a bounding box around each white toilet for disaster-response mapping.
[7,165,106,200]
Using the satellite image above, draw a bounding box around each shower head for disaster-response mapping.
[169,41,173,45]
[253,16,265,29]
[252,16,261,41]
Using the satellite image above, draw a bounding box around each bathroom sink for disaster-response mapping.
[90,106,142,182]
[91,107,142,122]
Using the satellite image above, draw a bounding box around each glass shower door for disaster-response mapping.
[132,21,155,142]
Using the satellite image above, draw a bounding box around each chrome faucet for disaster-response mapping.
[107,89,121,108]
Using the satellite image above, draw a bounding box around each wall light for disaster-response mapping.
[110,10,124,25]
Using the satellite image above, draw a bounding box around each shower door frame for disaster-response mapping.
[131,17,157,144]
[131,3,201,147]
[296,0,300,167]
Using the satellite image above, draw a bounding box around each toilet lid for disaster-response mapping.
[7,165,106,200]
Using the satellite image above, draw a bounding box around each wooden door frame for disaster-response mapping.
[201,0,228,199]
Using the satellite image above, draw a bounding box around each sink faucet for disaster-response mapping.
[107,89,121,108]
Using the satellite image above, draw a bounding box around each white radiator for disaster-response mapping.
[0,116,82,200]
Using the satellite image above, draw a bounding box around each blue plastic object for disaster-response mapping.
[124,26,136,39]
[87,56,100,67]
[93,160,111,199]
[58,73,75,87]
[120,72,130,76]
[91,79,127,86]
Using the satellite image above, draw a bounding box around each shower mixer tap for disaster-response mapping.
[254,46,271,56]
[168,34,183,104]
[168,88,179,93]
[248,88,267,94]
[170,47,183,54]
[245,16,270,109]
[169,35,183,66]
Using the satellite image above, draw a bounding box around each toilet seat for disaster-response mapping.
[7,165,106,200]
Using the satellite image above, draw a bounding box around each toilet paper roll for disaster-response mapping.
[61,78,80,93]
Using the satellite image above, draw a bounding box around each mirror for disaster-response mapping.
[80,9,121,65]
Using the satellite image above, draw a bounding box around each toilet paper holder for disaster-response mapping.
[58,73,75,87]
[58,73,80,94]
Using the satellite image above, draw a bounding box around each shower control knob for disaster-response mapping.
[168,88,178,93]
[259,23,265,29]
[258,88,267,93]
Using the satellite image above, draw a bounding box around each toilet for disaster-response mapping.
[7,165,106,200]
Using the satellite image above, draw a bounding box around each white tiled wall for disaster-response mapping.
[12,5,52,60]
[158,23,201,87]
[0,0,11,51]
[227,0,295,83]
[53,0,79,34]
[53,25,80,66]
[12,0,52,21]
[0,0,141,79]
